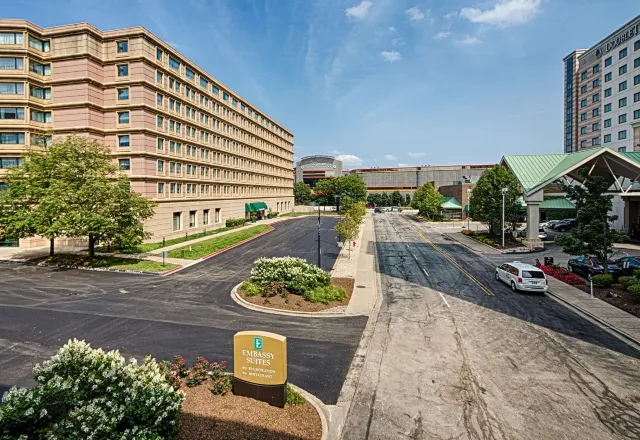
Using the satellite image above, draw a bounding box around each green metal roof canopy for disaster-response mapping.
[245,202,268,212]
[441,197,462,210]
[539,198,575,210]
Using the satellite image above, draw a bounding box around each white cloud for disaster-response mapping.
[380,50,402,62]
[406,6,425,21]
[388,26,397,32]
[398,163,410,167]
[408,152,426,158]
[329,149,343,155]
[460,0,541,27]
[346,1,373,20]
[384,154,398,160]
[335,154,363,166]
[458,35,482,45]
[434,30,451,40]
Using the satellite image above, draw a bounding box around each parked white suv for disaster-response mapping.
[495,262,547,292]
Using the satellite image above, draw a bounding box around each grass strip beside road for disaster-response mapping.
[168,225,271,260]
[39,254,180,273]
[121,225,236,253]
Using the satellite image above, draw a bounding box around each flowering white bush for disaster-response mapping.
[251,257,331,294]
[0,339,184,439]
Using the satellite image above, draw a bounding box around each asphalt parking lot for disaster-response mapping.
[0,216,368,404]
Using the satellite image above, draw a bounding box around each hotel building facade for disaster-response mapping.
[0,20,294,247]
[564,15,640,154]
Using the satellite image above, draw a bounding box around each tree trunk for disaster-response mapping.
[49,238,55,257]
[88,234,96,258]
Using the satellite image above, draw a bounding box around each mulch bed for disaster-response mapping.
[575,284,640,319]
[177,379,322,440]
[240,277,355,312]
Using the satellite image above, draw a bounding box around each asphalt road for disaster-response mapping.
[343,212,640,440]
[0,216,368,404]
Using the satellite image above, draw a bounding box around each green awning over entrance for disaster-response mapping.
[441,197,462,210]
[245,202,268,212]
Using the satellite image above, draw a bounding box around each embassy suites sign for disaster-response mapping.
[594,21,640,60]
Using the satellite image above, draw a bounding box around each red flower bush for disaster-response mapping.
[540,265,585,285]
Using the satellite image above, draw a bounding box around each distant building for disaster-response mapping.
[295,155,343,187]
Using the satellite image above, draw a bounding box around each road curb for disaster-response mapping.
[546,289,640,348]
[289,383,330,440]
[231,283,358,318]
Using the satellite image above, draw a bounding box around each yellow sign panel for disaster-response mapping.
[233,331,287,386]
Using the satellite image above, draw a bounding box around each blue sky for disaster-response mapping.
[5,0,640,168]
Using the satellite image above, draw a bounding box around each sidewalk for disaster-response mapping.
[346,215,378,315]
[547,277,640,345]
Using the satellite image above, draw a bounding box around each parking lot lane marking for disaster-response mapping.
[400,216,494,297]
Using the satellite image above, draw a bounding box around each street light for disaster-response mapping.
[501,187,509,249]
[466,188,472,230]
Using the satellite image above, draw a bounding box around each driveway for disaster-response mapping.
[0,216,368,404]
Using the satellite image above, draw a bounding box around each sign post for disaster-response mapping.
[233,330,287,407]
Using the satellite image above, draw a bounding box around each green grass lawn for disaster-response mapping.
[168,225,271,260]
[120,226,235,254]
[39,254,179,273]
[280,211,339,217]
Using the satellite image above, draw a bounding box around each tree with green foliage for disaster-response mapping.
[411,182,444,219]
[469,165,522,234]
[556,168,627,273]
[294,181,312,205]
[390,190,403,206]
[347,201,366,225]
[335,213,359,258]
[380,193,391,207]
[405,193,411,206]
[315,174,367,207]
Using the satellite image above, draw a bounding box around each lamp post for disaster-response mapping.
[317,203,322,268]
[466,188,472,230]
[501,187,509,249]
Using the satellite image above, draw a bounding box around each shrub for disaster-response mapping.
[187,356,210,387]
[160,360,182,390]
[540,265,585,285]
[226,218,248,228]
[241,279,262,297]
[592,274,613,288]
[628,283,640,300]
[0,339,184,439]
[251,257,331,294]
[618,276,640,288]
[461,229,475,236]
[286,384,306,406]
[172,354,188,377]
[211,375,232,395]
[303,284,347,304]
[634,269,640,279]
[262,281,287,298]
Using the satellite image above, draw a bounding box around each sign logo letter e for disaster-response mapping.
[254,337,263,350]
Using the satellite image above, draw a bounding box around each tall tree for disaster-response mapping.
[314,174,367,206]
[293,181,312,205]
[556,168,627,272]
[411,182,444,219]
[469,165,522,234]
[390,190,403,206]
[380,193,391,207]
[405,193,411,206]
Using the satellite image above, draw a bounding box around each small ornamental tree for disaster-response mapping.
[469,165,522,235]
[556,167,627,273]
[294,181,312,205]
[411,182,444,219]
[335,213,359,258]
[390,190,403,206]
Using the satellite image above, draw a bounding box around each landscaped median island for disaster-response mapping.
[239,257,354,312]
[573,271,640,319]
[0,340,322,440]
[168,225,271,260]
[120,225,236,254]
[35,253,180,273]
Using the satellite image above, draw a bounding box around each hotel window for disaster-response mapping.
[157,115,164,127]
[215,208,220,223]
[580,126,587,135]
[636,40,640,51]
[28,36,50,52]
[592,108,599,117]
[619,130,627,140]
[620,64,627,75]
[200,77,208,88]
[189,211,196,228]
[635,58,640,68]
[176,183,182,193]
[118,135,130,147]
[172,212,181,231]
[0,33,24,45]
[157,71,163,83]
[28,60,50,75]
[118,159,130,170]
[117,64,129,77]
[0,157,24,168]
[117,40,128,53]
[619,81,627,91]
[169,56,180,71]
[593,78,600,88]
[605,72,612,82]
[593,64,600,74]
[212,85,219,95]
[176,163,181,173]
[620,47,628,59]
[0,57,24,70]
[117,87,129,100]
[0,107,24,119]
[580,85,588,94]
[185,67,195,80]
[1,83,24,95]
[29,84,51,99]
[34,135,52,148]
[619,97,627,107]
[619,113,627,124]
[169,99,175,111]
[604,134,612,143]
[592,122,600,131]
[580,140,587,148]
[592,93,600,102]
[158,182,164,194]
[581,71,588,80]
[203,209,209,225]
[157,93,163,105]
[619,146,627,152]
[157,48,162,61]
[635,109,640,120]
[604,118,612,128]
[604,103,612,113]
[0,133,25,144]
[592,137,599,146]
[169,162,175,173]
[157,138,164,150]
[223,92,229,101]
[170,183,175,193]
[169,141,175,152]
[635,74,640,85]
[118,111,130,124]
[605,87,612,97]
[30,110,51,123]
[157,160,164,172]
[605,56,612,67]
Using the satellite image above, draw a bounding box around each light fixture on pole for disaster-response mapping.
[501,187,509,249]
[466,188,472,230]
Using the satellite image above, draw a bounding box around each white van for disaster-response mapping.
[495,262,547,292]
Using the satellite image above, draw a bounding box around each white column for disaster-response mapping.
[526,203,540,240]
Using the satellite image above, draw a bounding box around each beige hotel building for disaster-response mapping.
[564,15,640,154]
[0,20,294,248]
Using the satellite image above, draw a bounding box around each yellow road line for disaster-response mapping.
[400,217,494,297]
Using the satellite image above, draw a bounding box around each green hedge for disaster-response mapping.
[226,218,248,227]
[592,274,613,288]
[618,276,640,288]
[628,283,640,300]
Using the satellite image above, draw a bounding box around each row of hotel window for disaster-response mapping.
[580,97,640,121]
[0,33,50,51]
[580,113,640,134]
[579,129,630,148]
[581,42,640,80]
[580,60,640,94]
[0,107,52,123]
[580,87,640,109]
[0,57,51,75]
[171,209,221,232]
[0,82,50,98]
